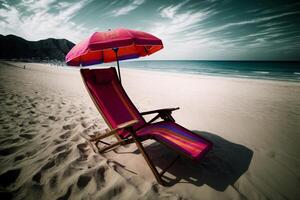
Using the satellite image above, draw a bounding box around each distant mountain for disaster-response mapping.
[0,34,75,62]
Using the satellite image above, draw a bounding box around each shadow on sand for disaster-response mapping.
[137,131,253,190]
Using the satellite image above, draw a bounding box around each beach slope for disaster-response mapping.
[0,62,299,200]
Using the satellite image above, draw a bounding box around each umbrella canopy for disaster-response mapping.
[65,28,163,66]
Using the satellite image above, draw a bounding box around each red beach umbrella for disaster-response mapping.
[65,28,163,82]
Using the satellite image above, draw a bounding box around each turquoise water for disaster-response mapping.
[119,60,300,82]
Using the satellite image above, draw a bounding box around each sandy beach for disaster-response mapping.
[0,61,299,200]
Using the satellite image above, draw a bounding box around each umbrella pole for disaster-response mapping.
[113,48,121,83]
[116,58,121,83]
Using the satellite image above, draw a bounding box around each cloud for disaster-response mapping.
[0,0,92,42]
[162,6,297,50]
[144,0,300,60]
[159,1,187,19]
[54,2,72,9]
[152,3,214,38]
[111,0,145,17]
[201,11,299,36]
[146,2,220,59]
[20,0,56,11]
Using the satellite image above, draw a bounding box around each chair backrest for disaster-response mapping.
[80,67,146,138]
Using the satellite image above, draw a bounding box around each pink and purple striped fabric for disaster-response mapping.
[81,67,212,159]
[137,122,212,159]
[81,67,146,138]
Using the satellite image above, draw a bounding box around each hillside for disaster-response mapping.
[0,34,75,62]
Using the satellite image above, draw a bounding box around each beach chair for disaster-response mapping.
[80,67,212,185]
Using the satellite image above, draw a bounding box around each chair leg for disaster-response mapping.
[98,140,124,153]
[127,127,165,185]
[159,155,180,176]
[97,138,135,153]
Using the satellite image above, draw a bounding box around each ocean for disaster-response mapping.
[118,60,300,82]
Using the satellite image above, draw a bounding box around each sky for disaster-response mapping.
[0,0,300,60]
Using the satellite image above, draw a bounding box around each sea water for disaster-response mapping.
[119,60,300,82]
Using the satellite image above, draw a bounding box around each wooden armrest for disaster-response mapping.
[117,119,139,129]
[90,120,139,142]
[140,107,179,115]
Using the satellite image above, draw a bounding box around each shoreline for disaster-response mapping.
[122,67,300,85]
[5,61,300,85]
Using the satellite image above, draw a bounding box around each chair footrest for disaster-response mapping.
[137,122,213,159]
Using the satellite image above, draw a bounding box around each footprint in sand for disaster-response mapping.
[81,121,88,128]
[76,174,92,189]
[53,139,63,145]
[53,144,68,154]
[18,122,25,127]
[25,149,38,157]
[0,138,20,146]
[95,165,107,184]
[56,184,73,200]
[0,168,21,187]
[76,143,90,161]
[48,116,58,121]
[24,129,35,133]
[2,125,10,129]
[0,146,19,156]
[59,130,72,139]
[33,156,63,184]
[14,154,25,161]
[31,159,56,184]
[32,171,42,183]
[62,123,77,130]
[104,183,124,199]
[19,134,35,139]
[41,159,55,171]
[56,149,72,164]
[28,120,39,125]
[12,111,20,117]
[5,102,13,106]
[49,175,58,189]
[77,143,88,150]
[151,184,159,193]
[41,135,51,141]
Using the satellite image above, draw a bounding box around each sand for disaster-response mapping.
[0,61,299,200]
